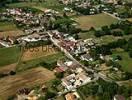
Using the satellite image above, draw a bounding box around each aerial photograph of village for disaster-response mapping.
[0,0,132,100]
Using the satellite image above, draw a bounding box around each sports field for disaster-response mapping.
[74,13,118,30]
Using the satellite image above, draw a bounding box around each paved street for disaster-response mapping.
[47,31,113,83]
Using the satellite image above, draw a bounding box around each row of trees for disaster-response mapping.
[0,0,46,7]
[78,79,132,100]
[73,6,98,15]
[52,17,81,35]
[94,21,132,37]
[93,38,127,55]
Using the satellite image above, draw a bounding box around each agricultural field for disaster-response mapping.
[7,0,65,12]
[74,13,118,30]
[0,46,21,67]
[22,45,58,61]
[0,21,25,37]
[0,22,17,32]
[0,67,55,99]
[0,63,16,74]
[112,49,132,73]
[0,30,24,37]
[17,52,65,72]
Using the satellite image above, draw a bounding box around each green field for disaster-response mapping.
[79,31,119,45]
[74,13,118,30]
[112,49,132,73]
[7,0,65,12]
[17,52,65,72]
[0,46,21,66]
[0,21,18,32]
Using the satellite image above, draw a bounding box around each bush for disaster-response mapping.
[55,72,64,79]
[45,91,56,99]
[10,71,16,75]
[129,50,132,58]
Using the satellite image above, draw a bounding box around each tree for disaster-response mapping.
[106,60,113,66]
[10,71,16,75]
[45,90,56,99]
[129,50,132,58]
[55,72,64,79]
[52,79,61,86]
[0,0,7,6]
[101,25,111,35]
[110,23,118,29]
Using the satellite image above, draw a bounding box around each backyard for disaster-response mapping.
[112,49,132,73]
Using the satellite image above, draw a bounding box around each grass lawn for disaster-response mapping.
[0,21,18,32]
[74,13,118,30]
[112,49,132,73]
[79,31,95,39]
[17,52,65,72]
[0,46,21,66]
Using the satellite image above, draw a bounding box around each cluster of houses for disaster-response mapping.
[65,91,80,100]
[62,68,92,90]
[0,36,16,47]
[0,8,61,48]
[53,58,94,91]
[51,30,99,62]
[59,0,118,15]
[60,0,118,5]
[53,59,96,100]
[17,33,49,43]
[16,85,48,100]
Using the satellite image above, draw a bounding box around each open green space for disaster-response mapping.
[0,21,18,32]
[79,31,119,45]
[0,46,21,66]
[112,49,132,73]
[74,13,118,30]
[17,52,65,72]
[7,0,65,12]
